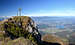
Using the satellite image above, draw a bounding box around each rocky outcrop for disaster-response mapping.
[1,16,41,43]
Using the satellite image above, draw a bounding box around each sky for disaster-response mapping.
[0,0,75,16]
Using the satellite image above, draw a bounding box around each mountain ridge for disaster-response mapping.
[0,16,68,45]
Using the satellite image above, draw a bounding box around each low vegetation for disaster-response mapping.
[0,16,68,45]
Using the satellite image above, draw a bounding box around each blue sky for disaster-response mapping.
[0,0,75,16]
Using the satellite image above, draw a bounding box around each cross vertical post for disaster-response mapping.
[17,11,18,16]
[19,8,21,16]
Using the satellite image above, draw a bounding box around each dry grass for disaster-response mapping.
[42,34,69,45]
[6,37,33,45]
